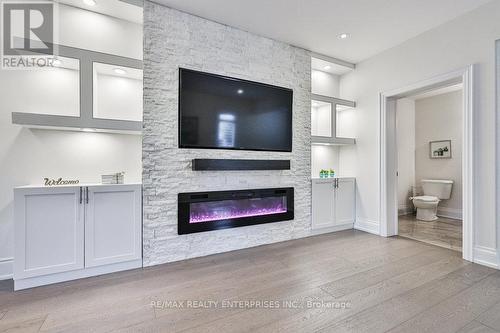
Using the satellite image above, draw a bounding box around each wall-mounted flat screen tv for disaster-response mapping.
[179,68,293,152]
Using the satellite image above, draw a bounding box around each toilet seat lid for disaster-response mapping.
[413,195,439,202]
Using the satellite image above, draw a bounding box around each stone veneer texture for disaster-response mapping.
[143,1,312,266]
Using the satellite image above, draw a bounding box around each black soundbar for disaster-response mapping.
[192,159,290,171]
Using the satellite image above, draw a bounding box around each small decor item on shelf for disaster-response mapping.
[44,178,80,186]
[101,172,125,184]
[319,169,328,178]
[329,169,335,178]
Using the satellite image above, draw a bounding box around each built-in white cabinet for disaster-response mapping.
[312,178,355,231]
[14,184,142,290]
[85,185,142,268]
[14,187,85,279]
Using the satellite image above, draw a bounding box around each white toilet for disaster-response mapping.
[411,179,453,221]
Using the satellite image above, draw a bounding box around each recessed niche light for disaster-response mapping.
[113,68,127,75]
[219,114,236,121]
[323,65,331,70]
[237,89,244,94]
[338,33,349,40]
[83,0,96,6]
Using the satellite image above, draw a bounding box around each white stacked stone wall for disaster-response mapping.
[143,1,311,266]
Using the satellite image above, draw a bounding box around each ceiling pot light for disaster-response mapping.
[83,0,97,6]
[113,68,127,75]
[82,128,96,132]
[338,33,349,40]
[237,89,244,94]
[323,65,331,70]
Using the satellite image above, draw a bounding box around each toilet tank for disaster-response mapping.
[421,179,453,199]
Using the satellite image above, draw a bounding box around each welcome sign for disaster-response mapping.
[44,178,80,186]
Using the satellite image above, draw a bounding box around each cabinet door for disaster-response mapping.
[312,180,335,229]
[14,187,84,279]
[335,178,356,225]
[85,185,142,268]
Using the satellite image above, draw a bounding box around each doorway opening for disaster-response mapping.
[396,85,463,252]
[380,66,474,260]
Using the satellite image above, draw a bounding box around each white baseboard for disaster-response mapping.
[0,258,13,280]
[311,223,353,236]
[473,246,499,269]
[354,218,380,235]
[14,259,142,290]
[437,207,462,220]
[398,205,414,216]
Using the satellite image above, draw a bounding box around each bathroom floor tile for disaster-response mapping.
[398,214,462,252]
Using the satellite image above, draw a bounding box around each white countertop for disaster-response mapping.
[15,182,142,189]
[311,176,355,180]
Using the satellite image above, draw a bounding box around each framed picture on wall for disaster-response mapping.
[429,140,452,159]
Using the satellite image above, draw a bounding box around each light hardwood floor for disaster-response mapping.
[399,214,462,251]
[1,230,499,333]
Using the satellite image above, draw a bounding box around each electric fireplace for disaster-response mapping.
[178,188,294,235]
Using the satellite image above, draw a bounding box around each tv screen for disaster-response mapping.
[179,68,293,152]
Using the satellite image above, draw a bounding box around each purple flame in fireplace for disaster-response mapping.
[189,196,287,223]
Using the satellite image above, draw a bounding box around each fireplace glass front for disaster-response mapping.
[178,188,294,234]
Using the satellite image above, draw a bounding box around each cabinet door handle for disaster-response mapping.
[79,187,83,204]
[86,187,89,204]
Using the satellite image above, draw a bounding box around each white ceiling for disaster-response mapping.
[154,0,491,63]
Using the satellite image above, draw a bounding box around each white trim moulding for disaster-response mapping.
[379,65,475,263]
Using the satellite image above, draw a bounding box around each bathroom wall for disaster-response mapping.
[396,98,416,215]
[415,90,463,219]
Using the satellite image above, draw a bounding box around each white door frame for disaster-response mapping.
[379,65,474,261]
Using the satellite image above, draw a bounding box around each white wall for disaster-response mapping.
[311,104,332,137]
[311,70,339,97]
[396,98,415,215]
[311,145,339,178]
[58,4,143,59]
[415,90,463,217]
[340,1,498,250]
[497,40,500,259]
[1,67,79,117]
[94,74,143,122]
[0,4,143,279]
[311,69,341,177]
[337,107,356,139]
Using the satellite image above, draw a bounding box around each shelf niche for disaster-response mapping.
[11,44,143,135]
